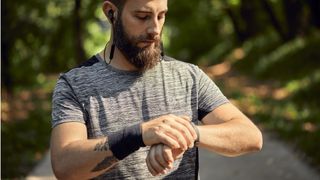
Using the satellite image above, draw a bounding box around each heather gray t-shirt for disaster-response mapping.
[52,55,229,179]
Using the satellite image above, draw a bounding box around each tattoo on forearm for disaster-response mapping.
[94,140,109,152]
[91,156,118,172]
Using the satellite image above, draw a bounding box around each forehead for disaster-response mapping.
[123,0,168,12]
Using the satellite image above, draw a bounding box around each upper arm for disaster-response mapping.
[196,66,229,120]
[52,75,86,128]
[51,122,88,155]
[201,102,253,126]
[51,75,88,153]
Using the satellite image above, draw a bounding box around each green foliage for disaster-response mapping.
[1,75,56,178]
[227,30,320,170]
[255,33,320,82]
[1,106,52,178]
[2,0,107,88]
[2,0,320,177]
[165,0,234,63]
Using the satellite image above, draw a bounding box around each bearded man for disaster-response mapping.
[50,0,263,179]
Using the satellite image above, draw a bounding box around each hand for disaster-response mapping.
[146,144,185,176]
[141,114,197,150]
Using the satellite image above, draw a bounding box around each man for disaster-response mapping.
[50,0,263,179]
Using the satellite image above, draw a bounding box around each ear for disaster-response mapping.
[103,1,118,24]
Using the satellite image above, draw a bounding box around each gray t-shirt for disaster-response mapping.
[52,55,229,179]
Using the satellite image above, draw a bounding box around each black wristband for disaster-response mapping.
[108,123,146,160]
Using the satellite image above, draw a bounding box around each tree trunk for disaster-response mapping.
[306,0,320,28]
[240,0,259,39]
[261,0,287,41]
[74,0,86,65]
[283,0,304,40]
[1,1,13,96]
[223,4,246,43]
[1,41,13,95]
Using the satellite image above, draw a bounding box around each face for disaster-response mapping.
[114,0,168,72]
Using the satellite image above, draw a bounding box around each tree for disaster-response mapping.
[283,0,304,39]
[305,0,320,28]
[74,0,86,64]
[261,0,287,41]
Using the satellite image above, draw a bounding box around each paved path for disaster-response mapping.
[199,132,320,180]
[27,132,320,180]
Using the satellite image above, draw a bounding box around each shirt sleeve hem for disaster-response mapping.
[51,119,86,128]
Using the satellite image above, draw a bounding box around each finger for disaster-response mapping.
[155,144,170,169]
[177,116,198,141]
[172,148,185,160]
[146,152,158,176]
[163,145,174,168]
[161,124,188,150]
[156,130,180,149]
[149,145,166,174]
[163,120,194,149]
[167,115,196,142]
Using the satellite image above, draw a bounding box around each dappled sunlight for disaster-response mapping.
[232,48,245,61]
[1,79,55,177]
[3,0,320,178]
[255,38,307,74]
[202,29,320,170]
[20,90,32,101]
[1,89,52,122]
[243,86,268,97]
[204,62,231,77]
[1,101,10,122]
[303,122,318,133]
[272,88,289,100]
[205,63,290,101]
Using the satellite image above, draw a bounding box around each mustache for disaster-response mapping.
[137,34,161,42]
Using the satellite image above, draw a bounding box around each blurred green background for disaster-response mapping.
[1,0,320,178]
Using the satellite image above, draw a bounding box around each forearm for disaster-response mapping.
[52,122,147,179]
[197,118,263,157]
[51,137,118,180]
[51,114,197,179]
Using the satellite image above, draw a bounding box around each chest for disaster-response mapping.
[82,73,199,138]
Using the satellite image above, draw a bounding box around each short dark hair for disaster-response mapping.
[106,0,126,11]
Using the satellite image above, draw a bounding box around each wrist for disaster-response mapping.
[191,122,200,146]
[108,123,146,160]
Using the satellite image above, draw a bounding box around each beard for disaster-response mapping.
[113,17,162,72]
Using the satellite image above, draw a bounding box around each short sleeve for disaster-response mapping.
[51,75,86,128]
[196,67,229,120]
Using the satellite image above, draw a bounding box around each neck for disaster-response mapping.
[99,42,139,71]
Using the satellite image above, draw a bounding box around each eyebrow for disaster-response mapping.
[134,6,168,14]
[134,9,168,14]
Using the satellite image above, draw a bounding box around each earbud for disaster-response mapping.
[108,10,114,23]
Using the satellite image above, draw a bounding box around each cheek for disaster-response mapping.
[158,20,165,33]
[122,17,145,37]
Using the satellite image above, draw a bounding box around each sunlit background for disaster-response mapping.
[2,0,320,178]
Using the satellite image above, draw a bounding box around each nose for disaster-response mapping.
[147,17,161,37]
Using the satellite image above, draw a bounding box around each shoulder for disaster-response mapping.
[63,55,102,78]
[161,55,201,74]
[54,55,106,95]
[59,55,107,85]
[162,55,198,69]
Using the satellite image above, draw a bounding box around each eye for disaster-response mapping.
[158,14,165,20]
[158,12,167,20]
[136,15,150,21]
